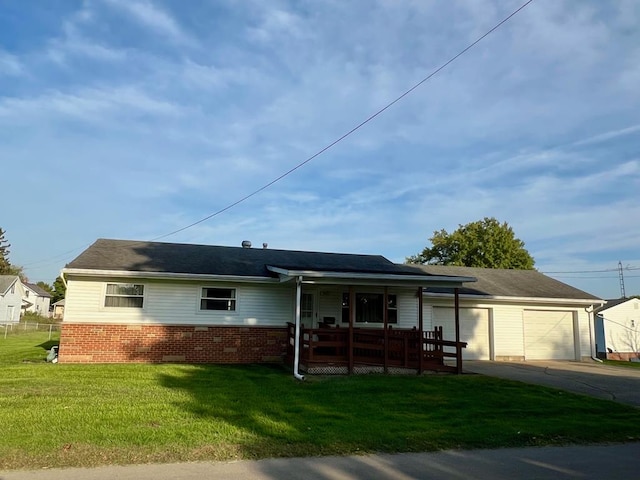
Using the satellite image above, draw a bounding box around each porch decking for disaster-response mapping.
[286,323,467,374]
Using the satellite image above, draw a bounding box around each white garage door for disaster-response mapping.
[432,307,490,360]
[523,310,575,360]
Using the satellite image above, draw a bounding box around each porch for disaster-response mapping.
[286,323,467,374]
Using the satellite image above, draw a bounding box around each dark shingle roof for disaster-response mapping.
[24,282,52,297]
[415,265,601,300]
[65,239,442,278]
[0,275,19,295]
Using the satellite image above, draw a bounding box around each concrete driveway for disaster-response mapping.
[464,361,640,407]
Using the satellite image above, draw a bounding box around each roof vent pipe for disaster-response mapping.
[263,243,268,249]
[241,240,252,248]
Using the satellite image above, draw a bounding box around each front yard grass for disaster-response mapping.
[1,332,640,470]
[604,359,640,368]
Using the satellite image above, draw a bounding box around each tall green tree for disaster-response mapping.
[51,276,66,303]
[0,228,28,280]
[0,227,11,274]
[406,217,535,269]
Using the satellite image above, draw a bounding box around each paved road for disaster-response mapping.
[464,360,640,407]
[1,444,640,480]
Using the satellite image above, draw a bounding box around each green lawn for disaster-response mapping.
[604,359,640,368]
[0,328,59,363]
[1,332,640,470]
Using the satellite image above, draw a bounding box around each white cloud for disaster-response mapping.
[102,0,196,46]
[2,0,639,300]
[571,124,640,148]
[0,49,24,76]
[0,86,186,123]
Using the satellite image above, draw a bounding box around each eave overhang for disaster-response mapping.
[61,268,280,284]
[266,266,477,287]
[422,291,604,306]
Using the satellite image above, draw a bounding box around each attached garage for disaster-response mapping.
[419,265,603,363]
[523,310,576,360]
[433,307,490,360]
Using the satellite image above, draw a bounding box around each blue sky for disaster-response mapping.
[1,0,639,299]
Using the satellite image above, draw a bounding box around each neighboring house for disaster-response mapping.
[59,239,475,367]
[52,299,65,320]
[416,266,603,362]
[0,275,22,324]
[594,298,640,361]
[22,282,52,316]
[59,239,603,367]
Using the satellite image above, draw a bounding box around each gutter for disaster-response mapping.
[422,291,603,306]
[61,268,279,284]
[293,276,305,381]
[585,304,605,363]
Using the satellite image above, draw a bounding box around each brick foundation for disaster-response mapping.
[59,323,288,364]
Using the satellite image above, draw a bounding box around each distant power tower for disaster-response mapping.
[618,261,626,299]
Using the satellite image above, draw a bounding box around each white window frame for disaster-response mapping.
[104,283,145,309]
[199,286,238,312]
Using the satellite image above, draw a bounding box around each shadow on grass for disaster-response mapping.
[156,361,640,465]
[155,364,455,460]
[156,364,335,457]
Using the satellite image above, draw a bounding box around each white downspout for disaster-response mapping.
[293,276,305,381]
[585,305,603,363]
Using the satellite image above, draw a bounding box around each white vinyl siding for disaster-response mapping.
[22,285,52,315]
[0,279,23,323]
[424,297,591,361]
[598,299,640,355]
[523,310,576,360]
[433,307,491,360]
[396,291,419,329]
[64,277,294,326]
[317,289,341,325]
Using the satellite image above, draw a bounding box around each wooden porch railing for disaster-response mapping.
[286,323,467,374]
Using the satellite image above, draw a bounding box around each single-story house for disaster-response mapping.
[594,297,640,361]
[59,239,475,374]
[22,282,52,316]
[0,275,22,324]
[59,239,604,372]
[416,265,603,362]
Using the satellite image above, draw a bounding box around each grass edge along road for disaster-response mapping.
[1,331,640,470]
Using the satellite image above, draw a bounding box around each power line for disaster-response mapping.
[547,274,640,280]
[151,0,536,241]
[21,244,92,268]
[21,0,536,272]
[541,266,640,274]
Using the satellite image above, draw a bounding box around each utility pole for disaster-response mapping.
[618,261,626,299]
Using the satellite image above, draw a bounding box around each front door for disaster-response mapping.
[301,292,316,328]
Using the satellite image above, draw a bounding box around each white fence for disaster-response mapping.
[1,322,61,340]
